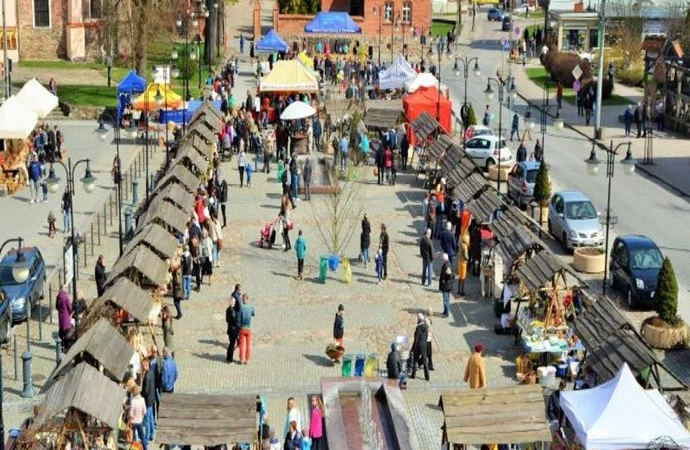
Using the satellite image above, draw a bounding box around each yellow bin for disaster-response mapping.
[363,353,378,377]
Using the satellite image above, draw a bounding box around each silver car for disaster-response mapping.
[548,191,604,251]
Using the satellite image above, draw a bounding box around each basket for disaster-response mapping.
[325,344,345,360]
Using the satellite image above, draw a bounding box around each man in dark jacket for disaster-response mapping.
[141,359,157,441]
[439,222,457,269]
[386,343,406,388]
[400,134,410,170]
[232,284,243,328]
[332,304,344,362]
[302,157,313,201]
[226,297,238,362]
[516,142,527,162]
[439,253,453,318]
[47,126,57,162]
[410,313,430,381]
[420,229,434,286]
[28,154,42,204]
[379,223,390,279]
[547,380,566,424]
[94,255,107,297]
[375,146,385,185]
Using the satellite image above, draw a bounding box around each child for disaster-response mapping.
[245,162,253,187]
[374,249,384,284]
[301,428,312,450]
[40,180,48,203]
[47,211,57,238]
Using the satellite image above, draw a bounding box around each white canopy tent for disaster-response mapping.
[0,96,39,139]
[405,72,448,94]
[16,78,59,118]
[378,55,417,91]
[560,363,690,450]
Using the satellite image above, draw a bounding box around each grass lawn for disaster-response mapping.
[431,20,456,37]
[524,67,631,106]
[58,85,117,107]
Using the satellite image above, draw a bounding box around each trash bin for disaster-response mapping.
[364,353,378,377]
[319,256,328,284]
[354,354,366,377]
[342,257,352,283]
[341,354,353,377]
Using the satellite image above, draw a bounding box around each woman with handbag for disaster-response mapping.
[209,213,223,268]
[281,212,292,252]
[201,227,214,286]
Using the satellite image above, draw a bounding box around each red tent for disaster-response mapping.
[403,86,452,144]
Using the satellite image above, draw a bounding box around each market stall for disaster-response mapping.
[304,11,362,34]
[260,60,319,93]
[379,55,417,91]
[149,182,195,212]
[408,111,446,175]
[16,78,59,118]
[135,196,190,235]
[559,363,690,449]
[403,87,451,144]
[116,70,147,125]
[255,28,289,53]
[155,163,203,193]
[156,393,258,447]
[87,277,156,328]
[132,83,183,112]
[440,384,551,447]
[0,96,39,195]
[105,244,170,289]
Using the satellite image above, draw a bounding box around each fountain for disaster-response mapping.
[321,378,414,450]
[297,155,341,196]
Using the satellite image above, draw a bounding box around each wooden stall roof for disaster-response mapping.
[440,144,465,174]
[453,172,489,203]
[574,296,630,351]
[93,277,154,323]
[156,393,256,446]
[366,99,404,112]
[179,132,213,160]
[488,206,533,241]
[497,226,546,268]
[126,223,180,260]
[150,182,194,212]
[324,98,361,118]
[186,122,217,145]
[136,196,189,235]
[174,146,208,175]
[364,108,402,129]
[445,156,480,188]
[410,112,443,142]
[188,100,223,129]
[440,385,551,445]
[33,363,126,431]
[427,134,454,162]
[466,189,504,223]
[515,251,565,292]
[105,244,169,288]
[47,318,133,386]
[156,164,201,193]
[586,329,660,383]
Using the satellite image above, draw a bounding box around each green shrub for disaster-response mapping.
[655,257,679,325]
[533,161,551,206]
[616,66,644,87]
[466,104,477,126]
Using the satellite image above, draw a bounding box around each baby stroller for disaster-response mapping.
[258,222,276,249]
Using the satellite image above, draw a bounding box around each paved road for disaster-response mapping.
[442,13,690,320]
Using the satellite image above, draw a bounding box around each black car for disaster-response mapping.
[0,288,10,343]
[0,246,46,323]
[609,235,663,309]
[501,15,512,31]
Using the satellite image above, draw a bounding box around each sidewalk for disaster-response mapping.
[512,60,690,197]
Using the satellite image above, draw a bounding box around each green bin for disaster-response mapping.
[341,354,353,377]
[319,256,328,283]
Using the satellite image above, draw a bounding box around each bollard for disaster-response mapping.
[104,204,109,231]
[38,302,43,341]
[529,201,538,221]
[49,282,53,324]
[14,334,18,380]
[108,200,113,227]
[21,351,34,398]
[55,337,62,364]
[132,179,139,206]
[124,206,133,235]
[90,223,95,256]
[83,238,88,267]
[149,174,154,195]
[25,300,31,353]
[97,213,102,245]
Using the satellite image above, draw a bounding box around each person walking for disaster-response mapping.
[201,228,214,286]
[360,214,371,268]
[283,397,303,438]
[295,229,307,280]
[655,99,665,131]
[410,313,430,381]
[129,385,148,450]
[160,305,175,356]
[238,294,255,365]
[309,396,325,450]
[28,154,42,204]
[61,188,72,233]
[56,284,72,341]
[238,148,246,187]
[516,140,527,163]
[533,139,543,162]
[624,105,633,137]
[400,133,409,170]
[457,235,469,295]
[439,253,453,318]
[420,228,434,286]
[94,255,106,297]
[332,304,344,362]
[440,221,457,269]
[302,157,313,201]
[190,234,202,291]
[384,147,393,184]
[556,82,563,110]
[463,343,487,389]
[289,153,299,201]
[379,223,389,279]
[141,359,156,442]
[226,297,238,363]
[181,246,193,299]
[634,102,642,138]
[510,112,520,141]
[171,258,183,319]
[375,144,384,185]
[161,347,178,393]
[425,308,435,371]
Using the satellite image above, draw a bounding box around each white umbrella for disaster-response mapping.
[280,101,316,121]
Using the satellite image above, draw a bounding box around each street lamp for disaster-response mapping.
[45,158,97,304]
[95,113,125,256]
[195,35,203,90]
[484,76,517,192]
[584,141,635,295]
[452,56,480,109]
[373,6,383,66]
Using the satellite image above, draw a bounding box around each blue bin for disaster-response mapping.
[354,353,366,377]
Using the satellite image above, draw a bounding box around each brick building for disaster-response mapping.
[271,0,432,59]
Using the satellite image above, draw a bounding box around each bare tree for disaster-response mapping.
[310,166,364,256]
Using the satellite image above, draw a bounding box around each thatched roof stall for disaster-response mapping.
[179,126,215,158]
[136,196,189,235]
[445,155,482,188]
[46,318,133,387]
[515,251,567,293]
[410,111,443,142]
[91,277,155,324]
[188,99,223,128]
[156,164,202,193]
[452,172,489,203]
[105,244,169,288]
[439,143,464,175]
[426,134,454,163]
[171,146,209,178]
[440,385,551,446]
[149,182,194,212]
[156,394,257,446]
[127,223,180,260]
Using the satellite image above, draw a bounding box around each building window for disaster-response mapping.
[82,0,102,19]
[33,0,50,27]
[384,1,393,22]
[402,1,411,23]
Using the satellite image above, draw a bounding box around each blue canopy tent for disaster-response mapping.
[255,29,289,53]
[304,12,361,33]
[117,70,147,124]
[160,99,222,125]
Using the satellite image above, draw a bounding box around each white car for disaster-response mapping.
[465,125,495,138]
[463,135,513,170]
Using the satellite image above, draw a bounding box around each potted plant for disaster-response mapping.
[531,161,551,227]
[641,257,688,349]
[573,247,605,273]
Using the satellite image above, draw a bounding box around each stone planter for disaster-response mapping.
[641,317,689,350]
[488,164,512,182]
[573,247,605,273]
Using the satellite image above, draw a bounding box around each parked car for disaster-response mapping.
[548,191,604,251]
[501,15,512,31]
[464,135,513,170]
[0,288,10,343]
[507,161,541,208]
[609,235,663,309]
[512,4,537,14]
[0,247,46,323]
[487,8,505,21]
[465,125,495,139]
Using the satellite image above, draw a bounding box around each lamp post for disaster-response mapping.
[524,82,564,161]
[45,158,97,304]
[390,9,396,65]
[484,76,517,192]
[373,6,383,66]
[214,1,221,60]
[452,56,481,108]
[96,113,124,256]
[196,34,203,90]
[0,237,32,439]
[415,27,431,69]
[584,141,635,295]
